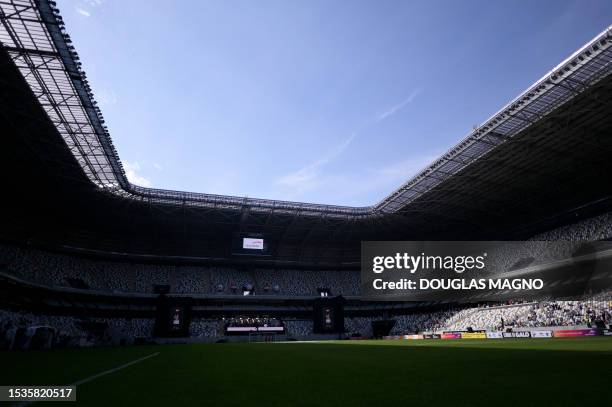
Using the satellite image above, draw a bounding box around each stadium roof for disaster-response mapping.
[1,0,611,218]
[1,0,612,265]
[377,26,612,213]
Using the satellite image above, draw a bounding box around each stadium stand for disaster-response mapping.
[0,209,611,347]
[2,210,611,298]
[0,1,611,349]
[3,295,610,349]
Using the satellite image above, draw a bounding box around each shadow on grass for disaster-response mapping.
[3,341,610,406]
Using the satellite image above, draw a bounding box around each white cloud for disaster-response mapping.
[75,0,104,18]
[375,89,421,123]
[277,132,357,193]
[153,163,163,171]
[276,153,439,204]
[276,88,426,201]
[75,7,90,17]
[124,161,152,187]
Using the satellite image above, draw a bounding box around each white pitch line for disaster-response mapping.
[15,352,160,407]
[70,351,160,386]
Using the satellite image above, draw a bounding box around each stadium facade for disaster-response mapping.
[1,0,611,346]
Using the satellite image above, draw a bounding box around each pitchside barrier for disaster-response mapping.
[423,333,441,339]
[553,328,598,337]
[382,328,609,340]
[531,331,553,338]
[404,334,424,340]
[503,331,531,338]
[461,332,487,339]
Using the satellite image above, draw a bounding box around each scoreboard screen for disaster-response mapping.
[232,233,271,256]
[243,238,264,250]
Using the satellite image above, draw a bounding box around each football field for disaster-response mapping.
[2,337,611,406]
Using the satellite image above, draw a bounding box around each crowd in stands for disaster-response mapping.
[1,212,612,347]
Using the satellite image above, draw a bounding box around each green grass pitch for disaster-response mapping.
[2,338,611,406]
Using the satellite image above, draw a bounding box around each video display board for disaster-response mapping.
[232,233,271,256]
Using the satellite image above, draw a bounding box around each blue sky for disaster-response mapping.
[60,0,612,206]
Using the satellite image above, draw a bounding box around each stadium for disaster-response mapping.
[1,0,612,405]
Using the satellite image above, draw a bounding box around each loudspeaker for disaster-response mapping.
[313,296,345,333]
[153,295,193,337]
